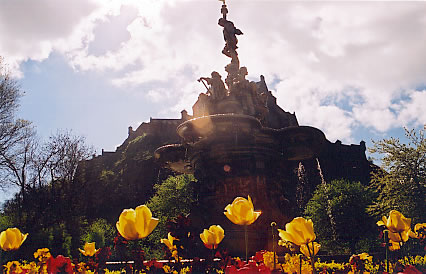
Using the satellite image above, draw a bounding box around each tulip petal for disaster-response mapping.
[305,219,316,242]
[160,233,176,250]
[376,220,385,227]
[210,225,225,244]
[224,207,240,225]
[200,229,208,244]
[300,244,310,257]
[0,230,8,251]
[285,219,307,246]
[247,210,262,225]
[409,230,417,239]
[21,233,28,246]
[300,242,320,258]
[135,205,150,238]
[278,217,317,246]
[160,238,170,249]
[414,223,426,233]
[388,230,410,242]
[203,230,214,244]
[168,232,174,245]
[388,210,411,233]
[117,209,138,240]
[6,228,17,250]
[278,230,297,245]
[146,218,159,238]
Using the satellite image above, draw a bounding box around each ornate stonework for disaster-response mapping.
[154,2,329,254]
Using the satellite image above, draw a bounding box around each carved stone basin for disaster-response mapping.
[176,114,261,142]
[155,114,326,171]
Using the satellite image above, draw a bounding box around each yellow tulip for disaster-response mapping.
[224,195,262,225]
[413,223,426,239]
[388,229,411,243]
[160,232,177,251]
[79,242,99,256]
[300,242,320,258]
[200,225,225,249]
[376,210,411,233]
[0,228,28,251]
[278,217,316,246]
[116,205,159,240]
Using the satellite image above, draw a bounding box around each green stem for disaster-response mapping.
[306,243,316,274]
[384,230,389,273]
[271,222,276,270]
[398,232,408,266]
[244,225,248,263]
[311,242,316,274]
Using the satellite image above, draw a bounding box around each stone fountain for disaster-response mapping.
[155,1,326,255]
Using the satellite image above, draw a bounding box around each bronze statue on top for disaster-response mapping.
[193,1,269,120]
[218,1,243,64]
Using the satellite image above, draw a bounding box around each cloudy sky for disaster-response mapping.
[1,0,425,159]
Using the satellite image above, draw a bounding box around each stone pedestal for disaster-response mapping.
[155,114,325,254]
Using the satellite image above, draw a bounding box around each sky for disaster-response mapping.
[0,0,425,199]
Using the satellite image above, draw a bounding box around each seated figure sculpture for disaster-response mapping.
[235,67,256,115]
[198,71,227,101]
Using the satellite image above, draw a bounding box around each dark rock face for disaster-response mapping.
[73,118,186,223]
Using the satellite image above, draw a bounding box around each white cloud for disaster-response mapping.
[397,90,426,127]
[1,1,425,144]
[0,0,103,75]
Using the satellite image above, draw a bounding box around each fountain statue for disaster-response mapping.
[155,1,326,255]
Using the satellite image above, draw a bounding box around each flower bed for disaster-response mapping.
[1,198,425,273]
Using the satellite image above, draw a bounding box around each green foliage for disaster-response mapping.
[141,174,197,259]
[99,170,115,182]
[0,213,12,231]
[42,223,72,257]
[367,128,425,222]
[305,179,377,254]
[147,174,197,217]
[115,134,154,167]
[81,218,116,249]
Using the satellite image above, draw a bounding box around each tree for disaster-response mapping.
[0,124,36,199]
[141,174,197,259]
[0,57,22,126]
[305,179,376,254]
[367,127,425,222]
[42,130,95,257]
[1,130,96,259]
[0,57,36,220]
[43,130,94,186]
